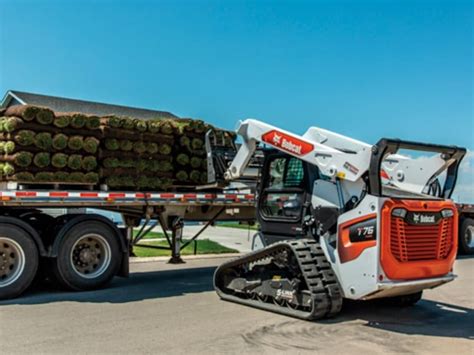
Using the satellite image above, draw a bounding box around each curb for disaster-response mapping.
[130,253,241,263]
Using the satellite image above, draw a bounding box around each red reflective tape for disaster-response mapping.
[109,193,125,198]
[245,194,255,200]
[205,194,214,199]
[16,192,37,197]
[50,192,68,197]
[135,193,145,198]
[80,192,98,198]
[184,194,197,199]
[225,194,237,200]
[160,193,175,199]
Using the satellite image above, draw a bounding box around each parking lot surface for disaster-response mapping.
[0,256,472,354]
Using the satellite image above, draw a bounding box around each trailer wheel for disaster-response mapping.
[0,224,39,300]
[459,218,474,255]
[53,221,121,291]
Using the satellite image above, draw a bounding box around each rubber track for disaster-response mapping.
[214,239,343,320]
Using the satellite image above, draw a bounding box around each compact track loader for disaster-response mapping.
[214,119,466,320]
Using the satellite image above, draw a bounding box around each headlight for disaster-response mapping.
[441,209,454,218]
[392,208,407,218]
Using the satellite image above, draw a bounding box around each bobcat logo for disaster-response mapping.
[412,213,435,224]
[273,133,282,145]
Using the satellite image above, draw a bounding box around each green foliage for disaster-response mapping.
[14,130,35,146]
[176,153,189,166]
[71,114,86,128]
[133,141,147,154]
[159,143,172,155]
[3,117,21,132]
[190,157,202,169]
[136,159,148,171]
[22,106,39,121]
[84,172,99,183]
[107,116,122,128]
[4,141,15,154]
[176,170,188,182]
[191,138,203,150]
[121,117,135,130]
[34,132,52,150]
[179,136,190,147]
[134,119,147,132]
[146,142,158,154]
[53,115,70,128]
[160,121,174,135]
[136,176,150,188]
[3,163,14,176]
[147,120,160,133]
[83,137,99,154]
[53,171,69,182]
[119,140,133,151]
[52,134,68,150]
[36,109,54,125]
[68,136,84,151]
[85,116,100,130]
[67,154,82,170]
[105,138,119,150]
[35,172,54,182]
[52,153,68,168]
[160,177,173,189]
[14,172,34,182]
[14,152,33,168]
[69,172,85,182]
[189,170,201,183]
[82,156,97,171]
[33,152,51,168]
[103,158,119,168]
[119,159,135,168]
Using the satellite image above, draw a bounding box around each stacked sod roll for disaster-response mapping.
[172,119,210,185]
[0,105,100,184]
[98,116,176,190]
[0,104,235,190]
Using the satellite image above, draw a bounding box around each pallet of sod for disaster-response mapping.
[0,105,100,185]
[99,116,175,190]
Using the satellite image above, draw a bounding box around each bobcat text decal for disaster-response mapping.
[261,130,314,156]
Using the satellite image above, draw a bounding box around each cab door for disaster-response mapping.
[257,152,313,244]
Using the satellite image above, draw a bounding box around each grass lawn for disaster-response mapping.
[133,238,239,257]
[133,230,165,239]
[216,222,259,231]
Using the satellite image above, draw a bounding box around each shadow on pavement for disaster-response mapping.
[0,266,217,306]
[2,265,473,341]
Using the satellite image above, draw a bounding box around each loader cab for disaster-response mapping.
[257,151,318,244]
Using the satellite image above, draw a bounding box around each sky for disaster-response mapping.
[0,0,472,201]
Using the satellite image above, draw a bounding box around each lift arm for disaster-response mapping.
[225,119,372,183]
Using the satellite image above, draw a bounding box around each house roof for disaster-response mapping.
[1,90,178,119]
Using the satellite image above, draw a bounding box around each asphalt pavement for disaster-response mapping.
[0,255,473,354]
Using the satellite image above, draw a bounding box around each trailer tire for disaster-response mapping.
[0,224,39,300]
[53,221,121,291]
[459,218,474,255]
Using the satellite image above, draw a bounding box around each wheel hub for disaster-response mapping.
[0,237,26,287]
[70,234,111,279]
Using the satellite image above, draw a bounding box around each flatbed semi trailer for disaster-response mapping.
[0,188,256,300]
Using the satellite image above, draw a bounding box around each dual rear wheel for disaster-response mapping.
[0,217,121,300]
